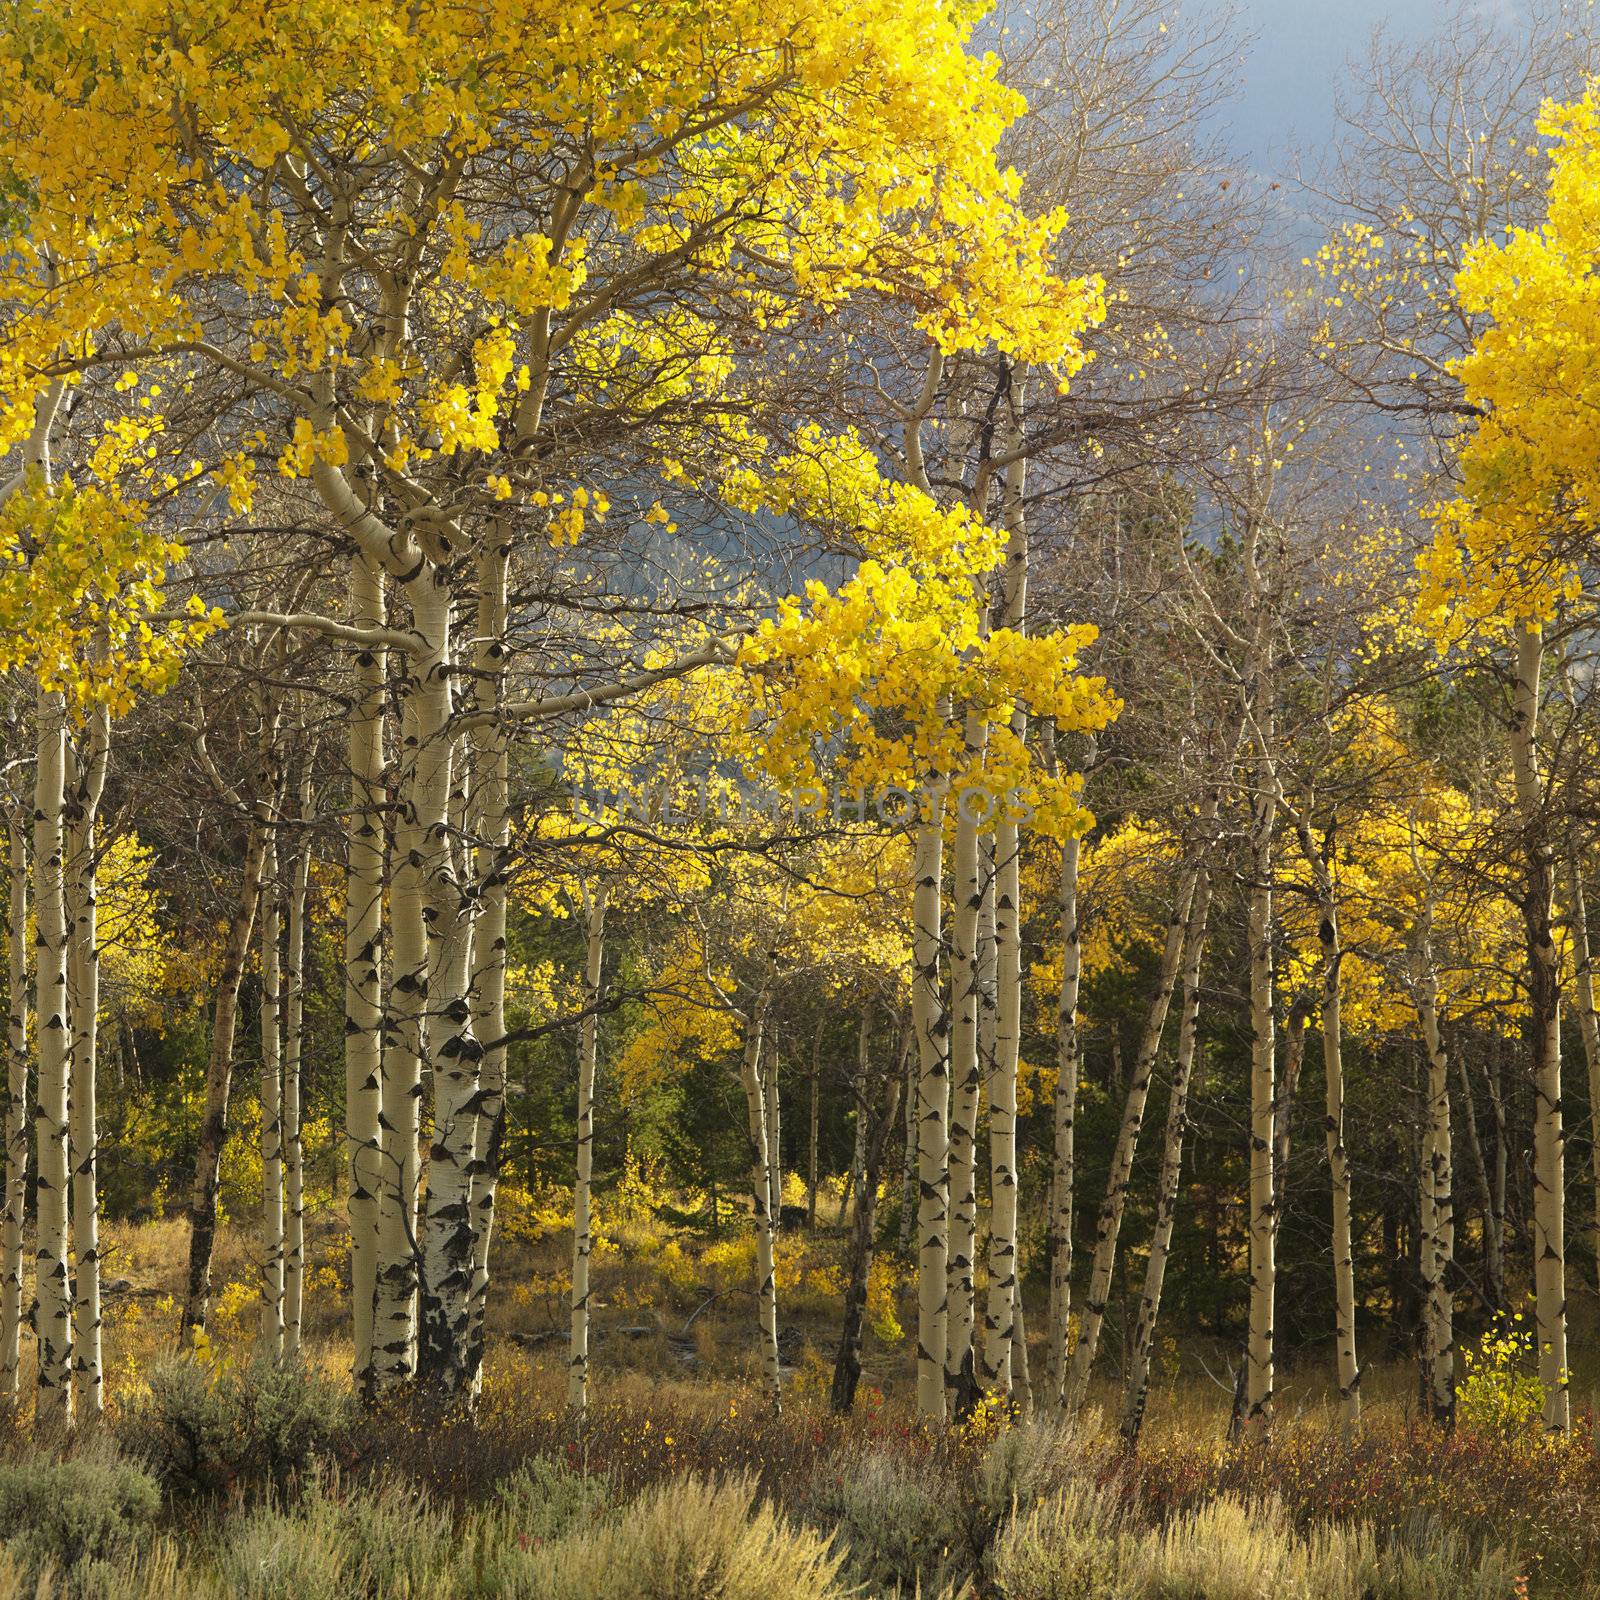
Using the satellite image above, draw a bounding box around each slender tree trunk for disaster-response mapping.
[1485,1035,1508,1310]
[737,1007,783,1409]
[946,717,989,1400]
[1048,830,1083,1408]
[465,540,511,1397]
[1561,844,1600,1290]
[1510,624,1568,1432]
[65,703,107,1415]
[984,814,1023,1397]
[1119,875,1211,1448]
[33,685,71,1426]
[283,805,310,1359]
[344,551,386,1394]
[1244,716,1278,1430]
[1414,952,1454,1425]
[1312,845,1361,1431]
[983,414,1029,1401]
[568,883,607,1413]
[912,795,950,1420]
[413,563,483,1398]
[831,1052,902,1413]
[808,1024,820,1231]
[765,1039,782,1223]
[258,836,285,1358]
[1456,1045,1502,1314]
[376,683,426,1387]
[1,814,26,1406]
[1064,865,1200,1411]
[181,812,269,1345]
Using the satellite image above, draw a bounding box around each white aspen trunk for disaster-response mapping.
[258,835,285,1358]
[413,565,482,1398]
[737,1008,783,1409]
[1510,623,1568,1433]
[983,815,1022,1396]
[182,812,269,1344]
[1063,866,1199,1411]
[912,795,950,1420]
[807,1028,820,1231]
[831,1047,901,1413]
[1047,831,1083,1409]
[1244,713,1278,1430]
[65,702,107,1415]
[283,806,310,1359]
[1561,845,1600,1291]
[1312,842,1361,1432]
[765,1041,782,1223]
[983,403,1028,1400]
[1415,957,1454,1425]
[1119,875,1211,1447]
[947,715,989,1399]
[1,814,26,1406]
[376,685,426,1387]
[465,540,511,1396]
[33,685,71,1427]
[344,551,386,1393]
[568,883,607,1412]
[842,1012,870,1224]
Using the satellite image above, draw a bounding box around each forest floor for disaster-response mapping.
[0,1205,1596,1597]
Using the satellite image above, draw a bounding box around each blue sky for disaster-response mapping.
[1213,0,1450,175]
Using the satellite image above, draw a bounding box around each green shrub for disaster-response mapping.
[0,1449,161,1577]
[1375,1514,1522,1600]
[989,1481,1132,1600]
[213,1476,450,1600]
[494,1455,611,1542]
[802,1448,962,1597]
[118,1356,356,1500]
[1455,1317,1546,1438]
[467,1473,846,1600]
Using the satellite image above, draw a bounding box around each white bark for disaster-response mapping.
[344,550,385,1393]
[1510,624,1568,1433]
[568,882,607,1412]
[1063,865,1198,1411]
[33,684,71,1427]
[1244,710,1278,1430]
[947,718,990,1397]
[737,1008,783,1409]
[2,811,27,1405]
[1047,831,1083,1408]
[1119,875,1211,1447]
[283,796,311,1358]
[65,703,107,1416]
[912,796,950,1420]
[258,836,285,1358]
[465,539,511,1395]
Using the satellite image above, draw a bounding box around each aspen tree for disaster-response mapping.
[258,836,285,1357]
[283,778,311,1358]
[33,681,71,1424]
[0,800,24,1406]
[181,712,278,1345]
[1046,824,1083,1407]
[1119,874,1211,1448]
[1561,843,1600,1289]
[344,554,385,1392]
[65,702,108,1414]
[1512,625,1568,1431]
[912,787,951,1420]
[1298,818,1361,1430]
[568,882,608,1413]
[832,1020,905,1413]
[1064,858,1199,1411]
[983,396,1030,1399]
